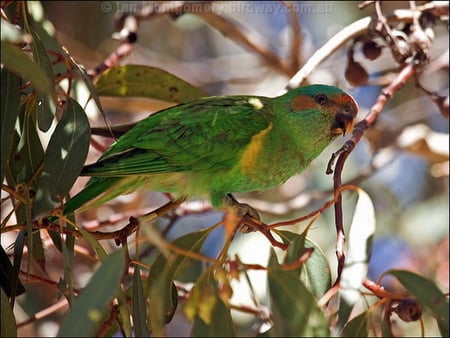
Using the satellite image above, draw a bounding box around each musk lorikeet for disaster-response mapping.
[63,84,358,216]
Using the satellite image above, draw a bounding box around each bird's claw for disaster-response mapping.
[225,194,261,233]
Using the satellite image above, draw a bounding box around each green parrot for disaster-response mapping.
[63,84,358,216]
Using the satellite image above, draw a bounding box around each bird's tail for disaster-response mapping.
[63,176,121,216]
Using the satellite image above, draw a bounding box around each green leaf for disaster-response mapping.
[0,245,25,298]
[267,249,329,337]
[11,231,26,305]
[1,288,17,338]
[278,229,307,276]
[7,99,44,189]
[278,230,331,298]
[33,97,90,218]
[94,65,208,103]
[30,231,46,272]
[300,238,331,298]
[132,266,150,337]
[25,1,64,131]
[387,269,449,337]
[27,28,56,131]
[57,249,125,337]
[1,69,20,183]
[340,311,368,337]
[188,271,235,337]
[0,41,54,97]
[1,18,31,44]
[147,227,214,336]
[60,234,75,305]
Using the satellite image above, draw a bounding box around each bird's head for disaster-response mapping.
[286,84,359,137]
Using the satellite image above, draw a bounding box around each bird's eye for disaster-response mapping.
[315,94,328,105]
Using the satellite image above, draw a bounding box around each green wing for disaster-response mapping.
[63,96,273,215]
[82,96,274,176]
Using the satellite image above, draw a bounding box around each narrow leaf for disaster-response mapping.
[28,29,56,131]
[57,249,125,337]
[0,245,25,298]
[7,99,44,189]
[1,288,17,337]
[1,18,31,44]
[1,69,20,183]
[0,41,54,97]
[94,65,208,103]
[33,97,90,217]
[132,266,150,337]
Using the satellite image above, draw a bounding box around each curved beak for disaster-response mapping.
[334,112,355,135]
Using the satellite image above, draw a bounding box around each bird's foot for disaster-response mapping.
[223,194,288,250]
[225,194,261,233]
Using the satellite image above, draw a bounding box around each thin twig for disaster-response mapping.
[329,62,417,285]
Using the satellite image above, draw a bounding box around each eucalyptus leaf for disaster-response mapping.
[147,227,214,336]
[57,249,125,337]
[387,269,449,337]
[94,65,208,103]
[1,288,17,338]
[0,245,25,298]
[340,311,368,337]
[1,69,20,183]
[28,29,56,131]
[278,230,331,298]
[132,266,150,337]
[7,99,44,190]
[189,271,235,337]
[33,97,90,218]
[1,18,31,43]
[0,41,54,98]
[268,249,329,337]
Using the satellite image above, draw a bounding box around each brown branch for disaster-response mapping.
[329,62,417,286]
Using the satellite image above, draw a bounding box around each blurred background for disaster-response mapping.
[3,1,448,336]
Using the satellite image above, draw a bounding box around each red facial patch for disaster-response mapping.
[335,93,359,114]
[291,95,317,111]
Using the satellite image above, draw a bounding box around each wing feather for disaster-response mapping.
[82,96,273,176]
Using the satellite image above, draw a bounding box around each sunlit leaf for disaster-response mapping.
[300,238,331,298]
[278,230,332,298]
[0,41,54,102]
[27,28,56,131]
[7,99,44,189]
[57,249,125,337]
[33,97,90,217]
[1,18,31,44]
[94,65,208,103]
